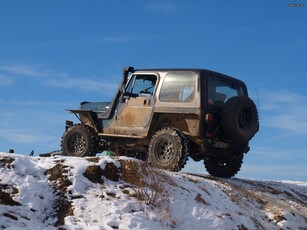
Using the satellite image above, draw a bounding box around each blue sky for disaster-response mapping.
[0,0,306,181]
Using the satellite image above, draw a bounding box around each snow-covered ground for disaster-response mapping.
[1,152,307,230]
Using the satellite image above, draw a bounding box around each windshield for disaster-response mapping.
[208,75,246,107]
[125,74,157,96]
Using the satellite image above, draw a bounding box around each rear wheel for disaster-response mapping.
[204,154,243,178]
[148,128,189,171]
[61,124,97,157]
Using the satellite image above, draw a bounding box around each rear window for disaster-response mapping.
[159,72,196,102]
[208,75,246,106]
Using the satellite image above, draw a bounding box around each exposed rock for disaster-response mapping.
[0,156,15,169]
[0,189,21,206]
[45,163,72,193]
[53,198,74,227]
[102,162,120,182]
[3,212,18,221]
[83,165,104,184]
[45,163,74,227]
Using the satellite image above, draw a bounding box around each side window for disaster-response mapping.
[159,72,196,102]
[126,74,157,97]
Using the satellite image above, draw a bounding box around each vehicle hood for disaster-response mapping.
[80,101,111,112]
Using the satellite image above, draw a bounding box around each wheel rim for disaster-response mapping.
[68,133,86,156]
[215,160,230,168]
[209,158,237,169]
[155,138,174,163]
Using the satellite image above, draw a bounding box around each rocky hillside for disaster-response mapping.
[0,152,307,230]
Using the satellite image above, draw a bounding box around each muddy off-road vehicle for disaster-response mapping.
[61,66,259,177]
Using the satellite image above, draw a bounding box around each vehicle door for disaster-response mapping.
[116,73,157,134]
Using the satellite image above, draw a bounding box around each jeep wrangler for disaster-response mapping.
[61,66,259,177]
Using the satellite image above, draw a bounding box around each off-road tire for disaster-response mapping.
[221,96,259,143]
[148,128,189,172]
[61,124,97,157]
[204,155,243,178]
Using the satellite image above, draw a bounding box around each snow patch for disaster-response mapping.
[1,152,307,229]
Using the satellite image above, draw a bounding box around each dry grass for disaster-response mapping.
[120,160,177,227]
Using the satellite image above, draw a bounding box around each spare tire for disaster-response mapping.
[221,96,259,143]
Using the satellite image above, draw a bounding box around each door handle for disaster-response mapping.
[143,99,151,106]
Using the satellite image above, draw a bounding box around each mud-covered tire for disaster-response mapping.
[61,124,97,157]
[204,155,243,178]
[221,96,259,143]
[148,128,189,172]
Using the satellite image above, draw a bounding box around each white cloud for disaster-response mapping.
[0,64,120,95]
[252,147,307,159]
[0,128,56,144]
[100,36,137,43]
[238,147,307,181]
[241,164,307,180]
[0,64,49,78]
[259,90,307,137]
[0,104,68,153]
[0,75,13,85]
[0,63,121,153]
[99,32,179,45]
[183,147,307,181]
[0,100,71,108]
[147,1,176,14]
[46,74,119,94]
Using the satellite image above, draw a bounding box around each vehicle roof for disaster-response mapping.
[134,68,206,72]
[133,68,243,83]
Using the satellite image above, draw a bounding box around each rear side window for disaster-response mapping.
[159,72,196,102]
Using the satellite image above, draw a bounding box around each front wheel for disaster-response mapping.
[204,155,244,178]
[148,128,189,172]
[61,124,97,157]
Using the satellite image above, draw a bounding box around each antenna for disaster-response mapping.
[242,49,260,117]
